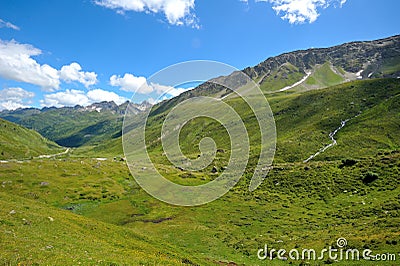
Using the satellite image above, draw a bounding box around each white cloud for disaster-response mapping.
[60,62,98,88]
[41,89,89,107]
[95,0,199,28]
[0,87,35,111]
[0,18,20,31]
[0,39,60,91]
[87,89,127,105]
[0,39,98,91]
[110,73,149,93]
[109,72,192,98]
[257,0,346,24]
[150,83,189,96]
[0,101,27,111]
[40,88,128,107]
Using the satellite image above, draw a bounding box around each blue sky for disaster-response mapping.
[0,0,399,109]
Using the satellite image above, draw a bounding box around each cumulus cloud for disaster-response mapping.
[110,73,149,93]
[257,0,347,24]
[40,89,89,107]
[109,72,190,98]
[87,89,127,105]
[0,18,20,30]
[95,0,199,28]
[0,39,98,91]
[0,39,60,90]
[150,83,189,97]
[60,62,98,88]
[40,88,128,108]
[0,87,35,111]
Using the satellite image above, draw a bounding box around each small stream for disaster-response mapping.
[304,118,350,163]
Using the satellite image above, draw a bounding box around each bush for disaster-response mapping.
[363,172,379,184]
[339,158,357,168]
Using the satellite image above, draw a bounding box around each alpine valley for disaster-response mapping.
[1,35,399,265]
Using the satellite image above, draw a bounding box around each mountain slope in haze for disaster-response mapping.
[0,118,61,160]
[0,101,150,148]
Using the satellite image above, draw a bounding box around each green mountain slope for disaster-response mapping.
[72,78,400,265]
[115,79,396,167]
[0,105,122,148]
[0,118,62,160]
[298,62,346,90]
[258,62,305,91]
[80,78,400,164]
[272,78,400,162]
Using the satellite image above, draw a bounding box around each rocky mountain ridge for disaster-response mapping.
[244,35,400,83]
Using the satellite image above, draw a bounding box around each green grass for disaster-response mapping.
[272,78,400,162]
[72,137,124,158]
[303,62,345,89]
[0,118,62,160]
[0,192,200,265]
[259,63,305,92]
[1,152,399,265]
[379,56,400,75]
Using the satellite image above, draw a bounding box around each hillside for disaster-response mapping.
[93,78,399,163]
[84,78,400,164]
[272,78,400,162]
[0,118,62,160]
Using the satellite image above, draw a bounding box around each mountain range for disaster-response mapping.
[0,101,151,147]
[1,35,399,152]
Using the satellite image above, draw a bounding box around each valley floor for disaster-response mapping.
[0,151,399,265]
